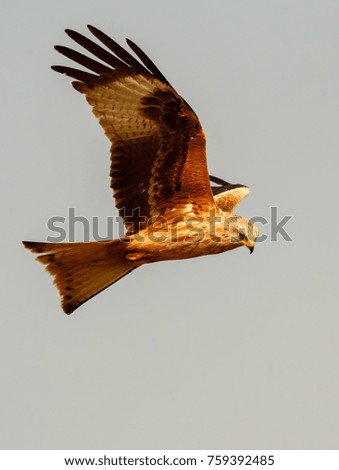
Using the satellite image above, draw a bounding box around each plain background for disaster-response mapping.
[1,0,339,449]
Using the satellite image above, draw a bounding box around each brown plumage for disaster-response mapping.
[23,25,258,314]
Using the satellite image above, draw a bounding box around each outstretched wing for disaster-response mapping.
[52,26,215,233]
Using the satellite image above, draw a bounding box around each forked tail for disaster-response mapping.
[23,239,136,314]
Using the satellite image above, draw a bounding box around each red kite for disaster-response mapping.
[23,26,258,314]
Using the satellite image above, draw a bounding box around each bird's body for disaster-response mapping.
[23,25,258,314]
[126,210,255,262]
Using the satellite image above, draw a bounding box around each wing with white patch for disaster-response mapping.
[210,176,250,212]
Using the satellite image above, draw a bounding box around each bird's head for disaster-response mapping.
[227,216,259,254]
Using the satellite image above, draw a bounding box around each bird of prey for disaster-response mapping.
[23,25,258,314]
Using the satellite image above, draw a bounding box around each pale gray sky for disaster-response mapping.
[1,0,339,449]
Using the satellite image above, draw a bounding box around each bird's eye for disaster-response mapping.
[238,231,246,241]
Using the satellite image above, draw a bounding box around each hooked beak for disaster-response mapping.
[244,239,255,254]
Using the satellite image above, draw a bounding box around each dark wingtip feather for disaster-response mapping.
[209,175,249,196]
[51,65,66,74]
[87,24,99,35]
[209,175,229,186]
[65,28,75,37]
[51,65,99,86]
[125,37,171,86]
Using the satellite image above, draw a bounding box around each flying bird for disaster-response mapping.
[23,25,258,314]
